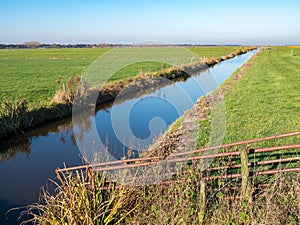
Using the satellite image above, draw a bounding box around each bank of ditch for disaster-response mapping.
[144,48,262,158]
[0,47,256,140]
[145,46,300,156]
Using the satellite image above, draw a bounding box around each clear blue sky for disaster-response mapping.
[0,0,299,45]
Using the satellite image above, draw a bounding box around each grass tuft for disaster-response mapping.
[22,171,137,225]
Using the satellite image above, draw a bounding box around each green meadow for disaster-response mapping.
[188,46,239,58]
[194,46,300,170]
[224,46,300,142]
[0,46,241,107]
[0,48,109,106]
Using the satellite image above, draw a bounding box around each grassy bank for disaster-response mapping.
[0,46,255,139]
[224,46,300,142]
[155,46,300,153]
[188,46,300,151]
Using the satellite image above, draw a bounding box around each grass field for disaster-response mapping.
[190,46,300,175]
[0,48,109,106]
[111,46,240,81]
[188,46,239,58]
[223,46,300,143]
[0,46,242,107]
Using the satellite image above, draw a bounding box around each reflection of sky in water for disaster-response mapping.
[0,49,257,225]
[92,50,257,160]
[129,97,179,139]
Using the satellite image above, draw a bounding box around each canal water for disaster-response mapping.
[0,50,257,225]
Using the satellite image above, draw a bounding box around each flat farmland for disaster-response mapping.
[0,48,109,106]
[0,46,241,107]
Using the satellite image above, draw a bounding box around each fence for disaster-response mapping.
[55,131,300,221]
[55,131,300,185]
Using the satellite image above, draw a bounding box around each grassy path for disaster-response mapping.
[224,47,300,143]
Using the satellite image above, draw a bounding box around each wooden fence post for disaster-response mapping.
[198,179,206,224]
[240,148,252,204]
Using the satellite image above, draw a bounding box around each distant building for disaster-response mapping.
[23,41,41,48]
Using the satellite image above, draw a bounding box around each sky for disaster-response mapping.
[0,0,299,45]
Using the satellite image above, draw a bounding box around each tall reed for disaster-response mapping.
[22,170,137,225]
[0,98,30,137]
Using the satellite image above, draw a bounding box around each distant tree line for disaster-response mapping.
[0,42,243,49]
[0,42,121,49]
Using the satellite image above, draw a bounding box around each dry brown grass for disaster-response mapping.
[22,171,137,225]
[22,165,300,225]
[206,173,300,225]
[53,76,81,104]
[0,98,30,137]
[127,172,300,225]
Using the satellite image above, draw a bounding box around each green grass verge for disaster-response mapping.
[191,47,300,181]
[224,47,300,142]
[195,47,300,148]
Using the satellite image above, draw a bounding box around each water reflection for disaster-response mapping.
[0,119,76,162]
[0,118,83,225]
[0,140,31,162]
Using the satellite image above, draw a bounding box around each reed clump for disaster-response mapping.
[53,76,81,104]
[0,98,31,137]
[0,98,71,139]
[22,170,137,225]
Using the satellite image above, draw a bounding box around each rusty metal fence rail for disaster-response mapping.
[55,131,300,185]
